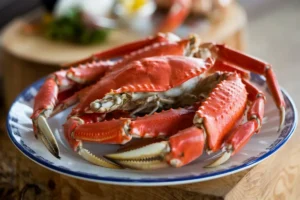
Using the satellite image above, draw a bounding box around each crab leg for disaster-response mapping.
[67,34,199,85]
[65,33,182,83]
[31,60,114,158]
[31,70,78,158]
[32,61,113,122]
[210,59,250,80]
[31,60,114,157]
[203,43,285,129]
[156,0,192,33]
[206,79,266,167]
[66,60,114,84]
[63,33,179,67]
[65,33,183,84]
[51,85,95,116]
[107,35,200,74]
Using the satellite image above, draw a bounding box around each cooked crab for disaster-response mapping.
[31,33,285,169]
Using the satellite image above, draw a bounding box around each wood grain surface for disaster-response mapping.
[226,130,300,200]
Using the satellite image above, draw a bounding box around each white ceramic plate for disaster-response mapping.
[6,74,298,186]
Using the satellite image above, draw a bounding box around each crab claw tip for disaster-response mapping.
[105,141,170,170]
[278,106,285,132]
[78,148,121,169]
[204,150,232,168]
[37,115,60,159]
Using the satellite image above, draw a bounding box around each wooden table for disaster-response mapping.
[1,114,300,199]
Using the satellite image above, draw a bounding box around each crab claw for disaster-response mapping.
[31,78,60,158]
[206,119,260,168]
[78,147,122,169]
[36,115,60,159]
[105,126,205,169]
[90,94,127,113]
[105,141,170,170]
[63,117,121,169]
[204,150,232,168]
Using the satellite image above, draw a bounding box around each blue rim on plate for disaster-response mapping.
[6,75,298,186]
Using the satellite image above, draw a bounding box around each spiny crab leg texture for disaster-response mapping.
[65,32,184,84]
[64,32,182,84]
[200,43,285,130]
[205,78,266,167]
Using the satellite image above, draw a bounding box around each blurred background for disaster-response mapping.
[0,0,299,110]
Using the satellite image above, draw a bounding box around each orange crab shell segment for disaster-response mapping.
[63,33,172,67]
[130,107,195,138]
[108,38,194,73]
[247,97,265,125]
[53,70,75,89]
[226,120,259,155]
[73,119,132,144]
[63,117,82,151]
[112,56,212,94]
[72,56,212,115]
[31,78,58,120]
[166,126,205,167]
[195,73,247,152]
[67,61,113,84]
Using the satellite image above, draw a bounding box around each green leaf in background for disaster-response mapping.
[44,8,110,45]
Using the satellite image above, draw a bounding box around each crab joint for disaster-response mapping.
[90,94,128,113]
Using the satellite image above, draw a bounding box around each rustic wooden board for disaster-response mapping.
[225,132,300,200]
